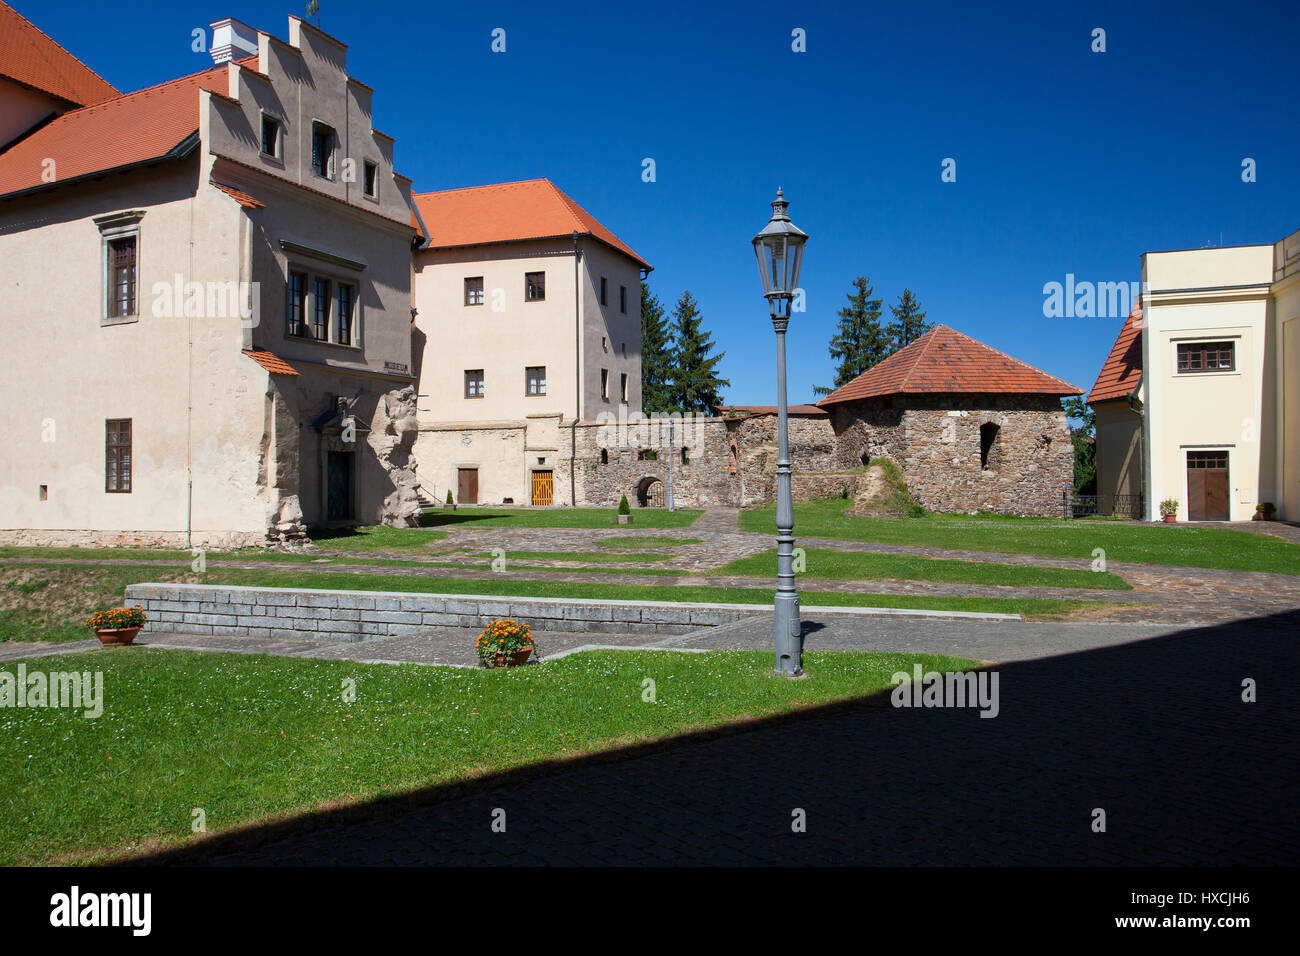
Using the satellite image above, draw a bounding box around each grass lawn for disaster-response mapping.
[740,499,1300,575]
[0,647,976,864]
[717,547,1131,590]
[420,507,702,529]
[596,537,703,549]
[1,564,198,643]
[306,525,450,554]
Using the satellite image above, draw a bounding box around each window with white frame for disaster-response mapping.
[95,210,145,325]
[286,265,361,346]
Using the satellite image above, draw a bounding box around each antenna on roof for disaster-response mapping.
[305,0,320,28]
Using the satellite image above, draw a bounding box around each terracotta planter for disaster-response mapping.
[95,627,140,646]
[492,647,533,668]
[1162,514,1177,523]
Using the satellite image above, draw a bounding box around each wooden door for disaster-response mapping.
[1186,452,1229,521]
[457,467,478,505]
[531,470,554,506]
[327,451,353,521]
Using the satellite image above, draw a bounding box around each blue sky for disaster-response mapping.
[26,0,1300,404]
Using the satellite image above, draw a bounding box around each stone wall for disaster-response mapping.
[573,417,736,508]
[827,395,1073,516]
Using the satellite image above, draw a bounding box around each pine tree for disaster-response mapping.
[639,281,674,413]
[812,276,889,396]
[886,288,932,351]
[666,290,730,413]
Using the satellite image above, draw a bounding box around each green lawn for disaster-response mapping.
[0,647,976,864]
[717,547,1131,590]
[1,564,197,643]
[740,499,1300,575]
[420,507,702,529]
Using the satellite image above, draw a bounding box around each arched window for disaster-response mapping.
[979,422,1000,471]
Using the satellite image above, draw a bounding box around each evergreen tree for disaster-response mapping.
[886,288,932,351]
[666,290,730,413]
[1062,396,1097,494]
[639,281,674,413]
[812,276,889,396]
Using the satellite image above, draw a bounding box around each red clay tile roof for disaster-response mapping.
[717,404,827,416]
[242,348,299,376]
[0,0,118,106]
[1086,304,1143,404]
[0,55,259,199]
[210,179,265,209]
[817,325,1082,405]
[412,179,651,270]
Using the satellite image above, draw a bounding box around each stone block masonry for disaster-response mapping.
[123,584,1019,643]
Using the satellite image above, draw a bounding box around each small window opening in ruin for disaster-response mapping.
[979,422,1000,470]
[600,448,609,464]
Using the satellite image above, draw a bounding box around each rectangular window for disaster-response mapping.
[313,277,331,340]
[287,271,308,337]
[106,419,131,493]
[464,276,484,306]
[600,277,608,306]
[106,236,136,318]
[261,115,282,158]
[363,161,378,197]
[620,372,628,403]
[600,368,609,400]
[620,285,627,314]
[337,283,355,346]
[1187,450,1229,469]
[465,369,485,398]
[525,271,545,301]
[526,365,547,396]
[1176,341,1235,373]
[311,122,336,179]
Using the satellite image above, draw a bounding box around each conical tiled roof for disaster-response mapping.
[818,325,1081,405]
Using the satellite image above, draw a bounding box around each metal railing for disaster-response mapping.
[1063,492,1144,520]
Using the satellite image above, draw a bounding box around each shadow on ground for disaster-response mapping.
[127,610,1299,866]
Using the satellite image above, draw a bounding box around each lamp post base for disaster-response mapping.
[773,590,802,677]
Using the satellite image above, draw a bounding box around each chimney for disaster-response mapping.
[210,18,259,64]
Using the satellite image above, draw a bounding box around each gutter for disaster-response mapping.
[571,232,581,507]
[0,130,201,203]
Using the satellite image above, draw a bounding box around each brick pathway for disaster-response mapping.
[139,608,1298,866]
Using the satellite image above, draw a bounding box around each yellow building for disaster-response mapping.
[1090,229,1300,522]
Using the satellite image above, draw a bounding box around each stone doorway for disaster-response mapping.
[636,476,665,508]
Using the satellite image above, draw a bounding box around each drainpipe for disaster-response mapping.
[571,232,581,507]
[186,196,195,549]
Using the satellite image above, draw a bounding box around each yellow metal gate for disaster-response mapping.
[531,470,554,506]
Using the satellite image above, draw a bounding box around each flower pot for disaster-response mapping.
[96,627,139,646]
[492,647,533,668]
[617,514,632,525]
[1162,514,1177,523]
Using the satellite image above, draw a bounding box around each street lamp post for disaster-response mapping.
[666,417,676,512]
[753,188,808,677]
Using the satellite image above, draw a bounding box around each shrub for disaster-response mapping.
[445,489,454,505]
[474,619,534,665]
[84,605,146,631]
[618,494,631,516]
[1160,498,1179,516]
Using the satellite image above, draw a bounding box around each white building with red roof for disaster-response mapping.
[0,11,422,545]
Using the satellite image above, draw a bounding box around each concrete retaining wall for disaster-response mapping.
[124,583,758,640]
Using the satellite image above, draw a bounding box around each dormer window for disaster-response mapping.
[311,122,336,179]
[261,114,283,159]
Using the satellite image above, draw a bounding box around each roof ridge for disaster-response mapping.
[898,327,941,392]
[412,178,551,198]
[0,0,119,102]
[945,325,1078,389]
[542,179,593,235]
[52,63,226,122]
